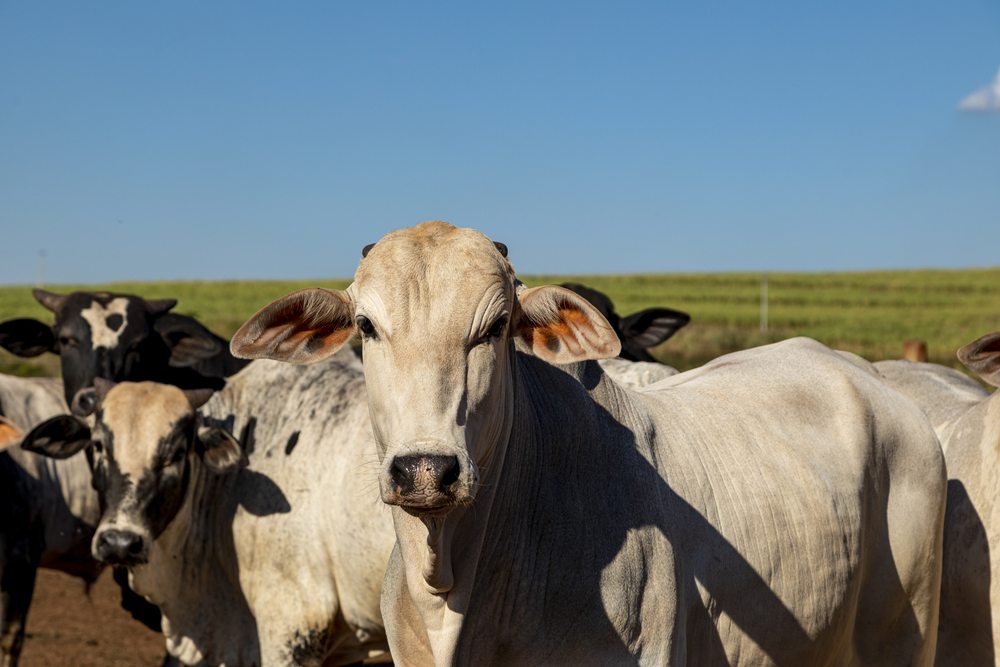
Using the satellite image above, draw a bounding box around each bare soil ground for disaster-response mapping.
[20,569,393,666]
[20,568,164,667]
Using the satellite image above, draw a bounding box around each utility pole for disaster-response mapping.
[38,250,45,288]
[760,275,768,334]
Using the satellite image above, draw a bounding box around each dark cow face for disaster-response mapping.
[559,283,690,363]
[20,381,244,566]
[0,289,226,407]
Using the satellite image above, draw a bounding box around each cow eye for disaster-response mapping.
[168,447,186,465]
[91,440,103,454]
[59,336,78,348]
[478,315,508,345]
[356,316,377,339]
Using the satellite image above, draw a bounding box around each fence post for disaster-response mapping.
[760,275,768,334]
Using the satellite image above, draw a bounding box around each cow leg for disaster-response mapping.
[0,557,38,667]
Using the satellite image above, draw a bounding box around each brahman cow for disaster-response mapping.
[876,338,1000,667]
[232,220,946,667]
[0,373,167,667]
[0,289,249,408]
[559,282,689,363]
[22,348,395,666]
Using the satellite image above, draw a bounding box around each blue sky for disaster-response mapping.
[1,1,997,284]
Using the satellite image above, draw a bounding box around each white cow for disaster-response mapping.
[232,220,946,667]
[876,341,1000,667]
[21,349,396,666]
[0,374,100,667]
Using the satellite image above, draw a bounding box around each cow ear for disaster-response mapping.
[231,288,356,364]
[144,298,178,317]
[21,415,92,459]
[619,308,691,349]
[153,314,223,367]
[197,426,247,473]
[32,289,68,313]
[0,319,57,357]
[515,285,621,364]
[958,331,1000,388]
[0,416,25,451]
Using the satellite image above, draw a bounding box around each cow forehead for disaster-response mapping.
[100,382,192,477]
[79,297,134,348]
[355,221,515,323]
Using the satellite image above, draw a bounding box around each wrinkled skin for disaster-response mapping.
[232,221,946,667]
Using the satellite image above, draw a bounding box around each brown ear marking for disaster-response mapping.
[0,417,24,451]
[362,243,376,258]
[493,242,508,258]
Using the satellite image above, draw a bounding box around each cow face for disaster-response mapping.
[0,290,224,408]
[231,221,619,519]
[20,381,244,566]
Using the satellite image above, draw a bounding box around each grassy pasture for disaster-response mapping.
[1,268,998,378]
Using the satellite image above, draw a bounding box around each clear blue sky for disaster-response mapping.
[1,1,997,284]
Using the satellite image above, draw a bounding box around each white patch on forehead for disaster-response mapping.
[81,298,131,348]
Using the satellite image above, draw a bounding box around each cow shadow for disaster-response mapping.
[937,479,993,666]
[462,355,927,665]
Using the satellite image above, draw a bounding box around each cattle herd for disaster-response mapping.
[0,220,998,667]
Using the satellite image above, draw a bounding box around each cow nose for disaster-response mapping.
[95,529,146,564]
[390,455,460,497]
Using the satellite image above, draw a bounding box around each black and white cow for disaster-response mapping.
[0,289,249,409]
[559,283,689,363]
[22,349,395,666]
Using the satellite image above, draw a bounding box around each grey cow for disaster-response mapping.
[0,374,97,667]
[876,336,1000,667]
[22,349,395,666]
[233,220,947,667]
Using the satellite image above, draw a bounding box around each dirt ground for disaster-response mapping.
[20,568,165,667]
[20,568,393,666]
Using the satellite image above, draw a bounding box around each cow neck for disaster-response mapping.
[130,454,259,667]
[391,343,518,664]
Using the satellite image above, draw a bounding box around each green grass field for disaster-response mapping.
[2,268,998,378]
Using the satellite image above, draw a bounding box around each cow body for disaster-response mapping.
[876,356,999,666]
[0,375,98,667]
[231,221,946,667]
[24,349,395,666]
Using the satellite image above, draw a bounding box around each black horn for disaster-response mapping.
[494,242,507,258]
[362,243,376,258]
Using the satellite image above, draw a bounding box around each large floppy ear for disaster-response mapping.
[21,415,92,459]
[0,319,57,357]
[619,308,691,349]
[958,331,1000,388]
[153,313,223,367]
[197,426,247,474]
[33,289,68,313]
[515,285,621,364]
[231,288,356,364]
[0,416,25,451]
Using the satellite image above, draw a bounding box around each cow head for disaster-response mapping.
[20,380,244,565]
[958,330,1000,388]
[231,221,619,519]
[560,283,690,363]
[0,290,224,407]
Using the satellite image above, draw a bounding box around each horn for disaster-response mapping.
[362,243,376,258]
[33,289,68,313]
[183,388,216,411]
[493,242,507,258]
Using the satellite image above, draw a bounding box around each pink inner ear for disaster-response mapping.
[0,419,24,451]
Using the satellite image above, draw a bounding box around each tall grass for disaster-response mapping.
[2,268,998,377]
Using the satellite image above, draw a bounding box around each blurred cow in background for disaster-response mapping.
[0,289,249,409]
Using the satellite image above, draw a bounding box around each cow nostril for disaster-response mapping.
[127,537,144,555]
[440,457,460,489]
